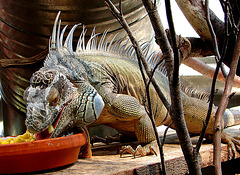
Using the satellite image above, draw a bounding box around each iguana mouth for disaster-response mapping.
[34,94,77,140]
[34,110,62,140]
[32,88,104,140]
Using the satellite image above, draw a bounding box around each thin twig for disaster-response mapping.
[195,0,226,152]
[144,61,166,175]
[119,0,122,16]
[142,0,201,174]
[162,120,173,146]
[202,0,228,78]
[213,27,240,175]
[202,1,240,174]
[219,0,238,78]
[147,53,165,87]
[195,58,222,153]
[204,1,223,174]
[105,0,171,111]
[105,1,167,174]
[220,0,230,59]
[195,0,224,155]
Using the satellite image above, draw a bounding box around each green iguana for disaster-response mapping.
[24,12,240,157]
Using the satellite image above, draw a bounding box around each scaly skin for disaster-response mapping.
[24,13,240,157]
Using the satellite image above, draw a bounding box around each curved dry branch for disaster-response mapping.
[175,0,212,41]
[183,57,240,88]
[176,0,240,77]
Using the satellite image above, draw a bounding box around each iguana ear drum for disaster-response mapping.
[83,93,105,124]
[93,93,105,120]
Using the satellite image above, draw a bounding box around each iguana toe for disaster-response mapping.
[120,145,136,157]
[120,143,157,158]
[134,145,157,158]
[221,132,240,159]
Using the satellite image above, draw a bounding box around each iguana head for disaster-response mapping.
[24,69,104,140]
[23,12,105,139]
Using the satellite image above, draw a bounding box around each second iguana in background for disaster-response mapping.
[24,12,240,157]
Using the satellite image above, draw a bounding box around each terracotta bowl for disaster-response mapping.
[0,133,87,174]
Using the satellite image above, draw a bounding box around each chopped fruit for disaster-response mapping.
[48,125,55,134]
[0,131,35,145]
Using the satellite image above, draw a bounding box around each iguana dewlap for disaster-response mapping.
[24,12,240,156]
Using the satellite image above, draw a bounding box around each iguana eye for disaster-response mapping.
[49,88,59,106]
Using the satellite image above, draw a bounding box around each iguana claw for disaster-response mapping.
[120,145,135,157]
[221,132,240,159]
[120,144,157,158]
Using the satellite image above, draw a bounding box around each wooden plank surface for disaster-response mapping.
[36,125,240,175]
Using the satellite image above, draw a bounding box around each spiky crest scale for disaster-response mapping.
[48,12,209,102]
[48,12,153,64]
[180,84,210,102]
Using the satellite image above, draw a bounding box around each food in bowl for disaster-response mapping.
[0,131,35,144]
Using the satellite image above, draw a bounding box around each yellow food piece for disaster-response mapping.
[1,140,9,144]
[0,131,35,145]
[48,125,54,133]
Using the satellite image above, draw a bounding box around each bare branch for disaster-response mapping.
[195,0,223,157]
[213,26,240,175]
[142,0,201,174]
[105,0,171,111]
[105,1,167,174]
[175,0,212,41]
[183,57,240,88]
[162,120,172,146]
[147,53,165,87]
[186,37,213,57]
[203,0,227,78]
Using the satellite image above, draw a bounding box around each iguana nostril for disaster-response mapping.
[40,109,47,116]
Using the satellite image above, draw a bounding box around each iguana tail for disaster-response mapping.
[224,108,240,128]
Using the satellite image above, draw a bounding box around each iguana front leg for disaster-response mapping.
[103,92,157,156]
[119,114,158,157]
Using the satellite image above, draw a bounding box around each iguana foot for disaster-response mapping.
[120,142,157,158]
[221,132,240,159]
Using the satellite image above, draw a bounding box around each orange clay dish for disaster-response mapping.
[0,131,88,174]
